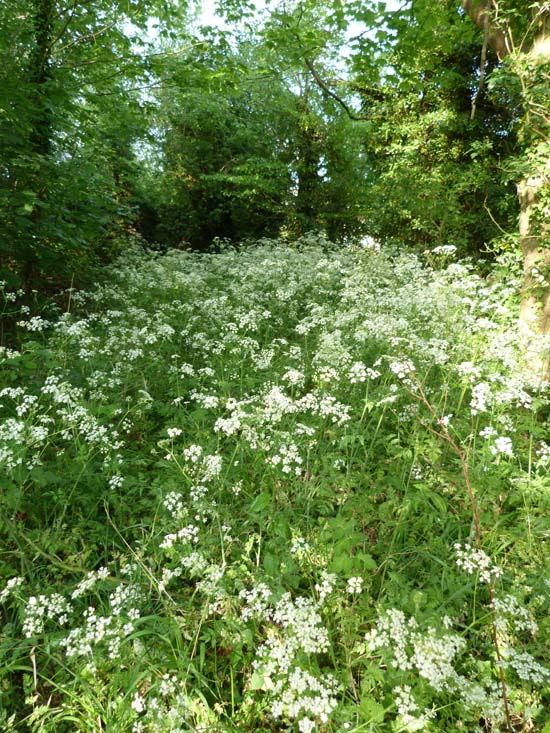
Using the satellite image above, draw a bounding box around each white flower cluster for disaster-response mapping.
[0,576,24,603]
[243,586,338,731]
[347,361,381,384]
[201,453,222,481]
[489,436,514,458]
[454,543,503,584]
[253,347,275,369]
[0,387,39,416]
[346,576,363,595]
[163,491,186,518]
[214,413,242,436]
[479,425,497,439]
[183,444,202,464]
[430,245,457,256]
[317,366,339,384]
[189,483,208,504]
[272,594,329,654]
[365,608,465,691]
[0,345,20,360]
[269,667,339,728]
[213,381,350,465]
[317,394,350,425]
[130,674,190,733]
[493,594,539,636]
[167,427,183,438]
[0,417,25,469]
[262,386,297,423]
[479,428,515,458]
[108,474,124,489]
[60,582,141,659]
[501,648,550,684]
[0,407,55,470]
[389,359,416,381]
[23,593,71,637]
[71,567,110,599]
[314,571,337,604]
[494,376,532,410]
[364,606,521,727]
[189,390,219,409]
[240,583,273,621]
[160,524,199,550]
[470,381,491,414]
[282,368,305,386]
[357,235,381,252]
[394,684,436,731]
[269,441,303,475]
[457,360,482,380]
[17,316,51,332]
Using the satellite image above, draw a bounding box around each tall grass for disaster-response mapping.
[1,236,549,732]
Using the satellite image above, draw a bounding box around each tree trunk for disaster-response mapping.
[294,95,322,235]
[517,175,550,380]
[29,0,55,157]
[461,2,550,378]
[24,0,55,288]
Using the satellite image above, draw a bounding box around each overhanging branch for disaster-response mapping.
[303,56,371,122]
[461,0,512,59]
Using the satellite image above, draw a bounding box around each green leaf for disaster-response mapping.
[250,671,265,690]
[360,696,385,723]
[329,553,354,573]
[263,552,279,574]
[248,492,271,513]
[357,552,377,571]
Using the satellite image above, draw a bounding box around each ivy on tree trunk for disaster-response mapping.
[462,1,550,378]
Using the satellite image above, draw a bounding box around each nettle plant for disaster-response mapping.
[1,237,549,732]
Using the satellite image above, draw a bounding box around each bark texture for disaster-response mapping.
[517,175,550,379]
[518,177,550,331]
[463,1,550,378]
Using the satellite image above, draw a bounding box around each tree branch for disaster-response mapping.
[461,0,512,59]
[276,11,371,122]
[303,56,371,122]
[47,0,79,57]
[470,5,489,118]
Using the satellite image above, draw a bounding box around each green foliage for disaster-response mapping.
[1,237,549,732]
[0,0,189,293]
[140,22,369,248]
[344,1,519,257]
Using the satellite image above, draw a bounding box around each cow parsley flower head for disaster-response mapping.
[490,436,514,458]
[394,685,436,731]
[183,444,203,464]
[346,576,363,595]
[315,571,336,605]
[493,595,538,636]
[0,576,24,603]
[454,543,502,584]
[389,359,415,380]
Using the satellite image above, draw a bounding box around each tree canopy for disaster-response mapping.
[1,0,549,347]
